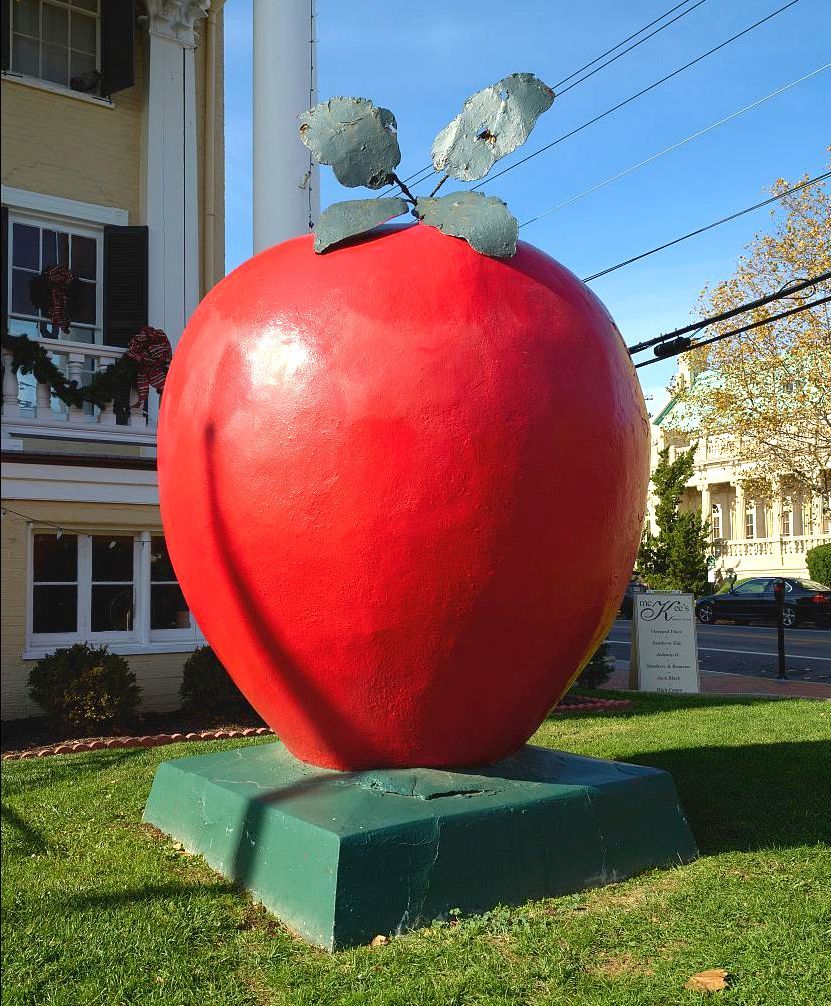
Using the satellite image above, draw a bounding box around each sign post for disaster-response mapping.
[629,591,700,693]
[773,579,787,680]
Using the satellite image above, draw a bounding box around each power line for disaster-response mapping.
[556,0,710,98]
[628,271,831,354]
[381,0,715,195]
[634,296,831,368]
[552,0,697,90]
[582,170,831,283]
[521,64,830,230]
[469,0,801,194]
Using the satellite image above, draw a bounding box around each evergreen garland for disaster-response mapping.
[2,333,139,410]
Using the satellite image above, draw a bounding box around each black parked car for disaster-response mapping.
[618,579,648,619]
[695,577,831,628]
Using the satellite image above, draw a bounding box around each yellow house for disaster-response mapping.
[1,0,225,719]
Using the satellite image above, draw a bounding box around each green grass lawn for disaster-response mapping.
[2,693,830,1006]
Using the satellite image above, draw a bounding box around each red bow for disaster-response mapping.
[126,326,172,410]
[43,265,76,334]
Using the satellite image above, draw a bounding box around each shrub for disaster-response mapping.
[180,645,253,717]
[28,643,141,728]
[573,641,615,690]
[806,543,831,588]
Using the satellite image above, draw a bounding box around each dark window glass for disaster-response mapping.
[41,230,70,268]
[74,281,96,324]
[91,585,133,631]
[12,224,40,269]
[11,269,38,314]
[151,585,191,630]
[33,534,78,582]
[733,579,767,595]
[91,535,133,581]
[150,536,176,581]
[33,585,78,633]
[71,235,96,280]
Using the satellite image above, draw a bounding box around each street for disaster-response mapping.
[606,619,831,684]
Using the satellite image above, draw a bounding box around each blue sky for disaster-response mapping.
[223,0,830,411]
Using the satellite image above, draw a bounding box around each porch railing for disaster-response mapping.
[2,338,157,437]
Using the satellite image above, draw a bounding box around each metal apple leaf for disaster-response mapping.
[314,198,410,253]
[431,73,555,182]
[414,192,518,258]
[299,97,402,190]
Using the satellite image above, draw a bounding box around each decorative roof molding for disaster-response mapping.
[145,0,210,48]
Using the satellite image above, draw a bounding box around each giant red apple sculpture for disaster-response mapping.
[158,77,650,769]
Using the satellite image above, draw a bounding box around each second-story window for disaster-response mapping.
[9,0,99,90]
[781,499,792,537]
[8,215,101,344]
[745,502,756,540]
[711,503,722,541]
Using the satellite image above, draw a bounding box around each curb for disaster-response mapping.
[2,726,273,761]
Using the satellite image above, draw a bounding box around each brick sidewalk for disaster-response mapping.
[602,664,831,699]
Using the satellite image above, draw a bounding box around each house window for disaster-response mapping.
[9,0,100,90]
[150,536,192,632]
[745,503,756,540]
[711,503,722,540]
[28,530,203,650]
[781,499,792,537]
[7,214,101,344]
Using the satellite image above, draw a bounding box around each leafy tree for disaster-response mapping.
[667,171,831,505]
[806,543,831,587]
[638,445,710,595]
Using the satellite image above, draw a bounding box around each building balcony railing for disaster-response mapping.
[1,338,158,445]
[718,535,830,560]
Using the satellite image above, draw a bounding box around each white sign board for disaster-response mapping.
[629,591,700,694]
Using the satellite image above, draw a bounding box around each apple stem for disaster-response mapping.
[391,173,418,207]
[429,174,449,198]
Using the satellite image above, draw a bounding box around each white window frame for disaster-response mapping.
[711,503,722,541]
[6,0,101,92]
[6,207,104,345]
[745,502,756,540]
[781,499,792,537]
[25,527,205,658]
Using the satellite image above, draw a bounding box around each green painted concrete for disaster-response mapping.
[143,743,697,950]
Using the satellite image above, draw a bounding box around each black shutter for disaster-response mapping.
[1,206,8,330]
[1,0,10,73]
[100,0,135,96]
[103,225,148,348]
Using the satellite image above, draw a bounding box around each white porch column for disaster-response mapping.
[699,482,711,529]
[733,481,746,540]
[144,1,208,350]
[253,0,320,252]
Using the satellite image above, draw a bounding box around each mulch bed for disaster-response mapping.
[1,696,633,761]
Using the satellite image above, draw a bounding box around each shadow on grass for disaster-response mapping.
[1,803,49,854]
[48,881,241,913]
[1,749,146,797]
[623,740,831,854]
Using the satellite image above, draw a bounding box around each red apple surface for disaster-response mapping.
[158,224,649,770]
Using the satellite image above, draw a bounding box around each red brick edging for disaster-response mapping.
[554,697,633,714]
[1,726,274,761]
[2,699,633,761]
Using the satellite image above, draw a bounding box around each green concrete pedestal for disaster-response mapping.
[143,742,697,950]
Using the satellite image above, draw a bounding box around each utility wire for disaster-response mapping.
[583,170,831,283]
[628,271,831,354]
[381,0,713,195]
[556,0,710,97]
[552,0,697,90]
[521,64,830,230]
[634,296,831,367]
[469,0,801,194]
